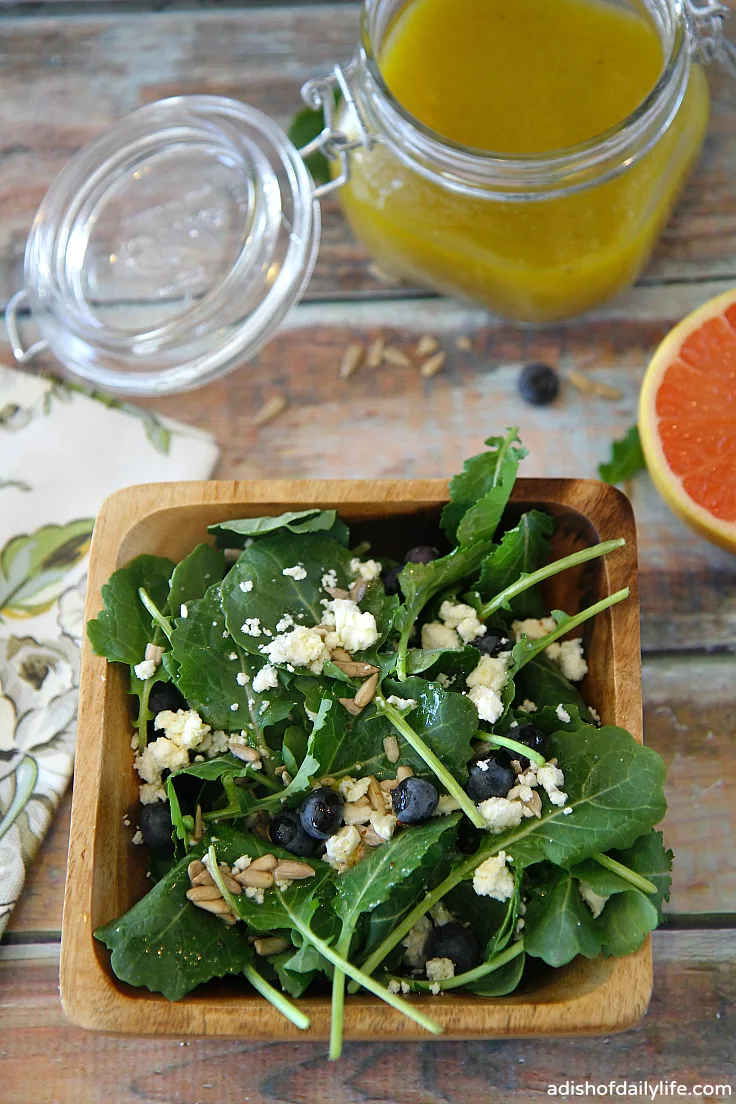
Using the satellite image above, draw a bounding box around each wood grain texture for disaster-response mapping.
[1,4,736,308]
[1,931,733,1104]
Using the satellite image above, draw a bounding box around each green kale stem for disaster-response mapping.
[512,588,630,673]
[591,852,658,895]
[277,891,443,1037]
[478,538,625,621]
[138,587,173,643]
[391,940,524,993]
[487,733,546,767]
[329,926,354,1061]
[243,963,311,1031]
[135,676,154,751]
[375,697,486,829]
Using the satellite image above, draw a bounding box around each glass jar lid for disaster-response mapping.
[12,96,320,395]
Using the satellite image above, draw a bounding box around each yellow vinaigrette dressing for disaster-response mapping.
[338,0,710,321]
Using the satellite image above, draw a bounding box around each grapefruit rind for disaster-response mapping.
[638,288,736,554]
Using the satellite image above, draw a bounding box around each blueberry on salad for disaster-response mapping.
[89,428,671,1062]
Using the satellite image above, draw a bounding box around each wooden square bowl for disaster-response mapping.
[61,477,648,1039]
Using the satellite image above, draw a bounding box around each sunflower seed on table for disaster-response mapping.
[592,380,624,400]
[455,335,472,350]
[416,334,439,357]
[366,337,386,369]
[353,672,379,710]
[186,885,223,903]
[254,936,291,957]
[235,868,275,889]
[339,343,363,380]
[339,697,363,716]
[383,735,400,763]
[250,853,278,872]
[567,370,595,394]
[253,394,288,426]
[383,346,411,368]
[273,860,316,880]
[420,352,446,379]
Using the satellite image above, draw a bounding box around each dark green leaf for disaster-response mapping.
[282,725,308,777]
[524,868,602,967]
[287,102,335,187]
[512,653,592,719]
[505,702,590,737]
[382,676,479,783]
[476,511,554,617]
[87,555,175,666]
[173,756,251,782]
[569,830,673,917]
[441,429,527,545]
[168,543,225,613]
[209,509,349,548]
[466,950,526,996]
[594,890,660,957]
[598,425,646,485]
[405,644,480,685]
[444,881,513,951]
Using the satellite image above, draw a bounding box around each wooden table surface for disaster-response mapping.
[1,2,735,1102]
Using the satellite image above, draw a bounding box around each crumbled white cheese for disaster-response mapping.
[228,652,238,661]
[478,796,525,832]
[429,983,441,996]
[139,781,167,805]
[325,824,362,867]
[230,703,239,712]
[235,672,248,687]
[466,654,509,695]
[435,672,452,688]
[245,887,265,904]
[232,855,252,874]
[386,695,418,711]
[517,699,537,714]
[241,618,262,637]
[154,709,211,750]
[282,564,307,580]
[275,613,295,633]
[387,979,402,994]
[136,737,189,783]
[429,902,455,927]
[579,881,610,918]
[402,914,432,968]
[506,784,535,804]
[512,616,556,641]
[439,600,486,643]
[545,637,588,681]
[436,794,461,816]
[350,557,382,582]
[468,685,504,724]
[421,622,461,651]
[369,811,397,841]
[563,807,573,815]
[180,604,188,619]
[199,728,229,758]
[588,705,601,724]
[133,658,157,681]
[537,763,568,807]
[556,703,571,724]
[252,663,279,693]
[260,625,330,673]
[131,829,144,845]
[426,957,455,982]
[322,598,379,653]
[239,579,253,593]
[473,851,515,900]
[321,569,338,590]
[338,776,372,802]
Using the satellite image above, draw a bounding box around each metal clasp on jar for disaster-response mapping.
[684,0,736,72]
[298,62,373,197]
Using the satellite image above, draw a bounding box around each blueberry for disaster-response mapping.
[425,922,481,975]
[138,802,174,850]
[465,753,515,801]
[269,810,320,856]
[299,788,344,840]
[404,545,441,565]
[518,362,560,406]
[149,681,187,715]
[474,630,509,657]
[391,777,439,824]
[381,564,403,596]
[509,723,546,768]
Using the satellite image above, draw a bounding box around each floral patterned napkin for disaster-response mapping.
[0,365,219,936]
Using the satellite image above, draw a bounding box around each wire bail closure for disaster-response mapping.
[684,0,736,72]
[298,63,373,198]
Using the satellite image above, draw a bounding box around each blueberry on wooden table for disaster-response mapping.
[138,802,174,850]
[425,922,481,975]
[465,753,515,801]
[510,723,546,768]
[381,564,403,596]
[518,362,560,406]
[474,630,508,657]
[269,810,320,856]
[391,777,439,823]
[404,545,441,565]
[148,681,187,714]
[299,788,344,839]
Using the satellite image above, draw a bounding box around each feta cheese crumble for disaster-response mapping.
[282,564,307,580]
[468,685,504,724]
[260,625,330,673]
[275,613,295,633]
[436,794,461,815]
[325,824,362,868]
[252,663,279,693]
[512,616,556,641]
[421,621,461,651]
[241,618,262,637]
[349,557,382,582]
[369,810,397,841]
[518,699,537,714]
[402,914,432,968]
[386,695,418,711]
[473,851,515,900]
[546,638,588,682]
[429,902,455,927]
[133,658,157,681]
[555,703,571,724]
[578,881,610,918]
[466,654,510,695]
[322,598,379,653]
[439,600,487,643]
[154,709,211,750]
[536,763,568,807]
[321,569,338,590]
[180,604,188,619]
[426,957,455,982]
[235,671,248,687]
[478,796,526,831]
[239,579,253,593]
[338,776,372,802]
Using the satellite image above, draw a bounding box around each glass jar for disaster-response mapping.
[6,0,734,394]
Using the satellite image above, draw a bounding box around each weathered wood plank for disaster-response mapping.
[1,5,736,308]
[4,654,733,941]
[0,931,733,1103]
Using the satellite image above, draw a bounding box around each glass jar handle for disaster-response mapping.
[5,290,48,364]
[684,0,736,73]
[298,62,373,198]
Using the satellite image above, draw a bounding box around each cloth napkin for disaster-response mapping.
[0,365,219,936]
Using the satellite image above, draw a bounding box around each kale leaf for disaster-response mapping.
[598,425,646,485]
[168,543,225,614]
[209,509,349,548]
[476,510,554,618]
[441,428,527,545]
[87,554,175,665]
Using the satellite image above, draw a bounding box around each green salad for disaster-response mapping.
[89,428,671,1057]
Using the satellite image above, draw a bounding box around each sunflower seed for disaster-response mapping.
[273,861,316,880]
[332,659,380,678]
[235,868,275,889]
[592,380,624,401]
[526,790,543,818]
[191,897,235,917]
[420,352,446,379]
[253,394,288,426]
[254,936,291,957]
[320,776,337,787]
[416,335,439,357]
[339,343,363,380]
[324,586,350,600]
[186,885,223,903]
[366,337,385,369]
[396,765,414,782]
[349,578,367,603]
[361,826,386,847]
[221,873,243,895]
[228,743,261,763]
[191,869,215,887]
[354,672,379,709]
[192,804,203,843]
[339,697,363,716]
[330,647,352,663]
[379,777,400,792]
[383,735,400,763]
[343,802,373,825]
[567,370,595,394]
[383,346,411,368]
[188,859,205,884]
[455,335,472,350]
[250,853,278,872]
[144,643,164,666]
[367,776,385,812]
